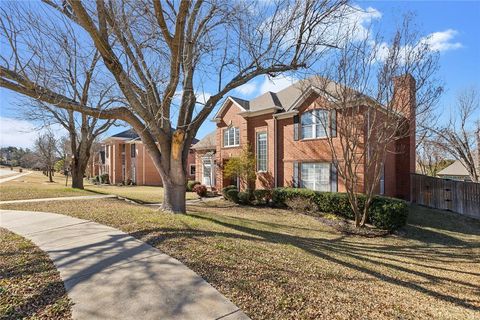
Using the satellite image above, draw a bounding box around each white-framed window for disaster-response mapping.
[256,131,267,172]
[223,126,240,147]
[380,164,385,195]
[301,110,329,139]
[190,164,196,176]
[301,163,330,191]
[130,144,136,158]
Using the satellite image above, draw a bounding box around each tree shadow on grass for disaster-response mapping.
[185,209,480,312]
[407,205,480,237]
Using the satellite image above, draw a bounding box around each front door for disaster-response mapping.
[202,157,214,187]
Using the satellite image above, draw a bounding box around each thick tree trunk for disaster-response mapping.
[70,145,90,190]
[71,166,84,189]
[48,168,53,182]
[162,181,187,213]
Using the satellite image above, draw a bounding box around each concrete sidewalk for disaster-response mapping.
[0,210,249,320]
[0,194,117,205]
[0,171,31,184]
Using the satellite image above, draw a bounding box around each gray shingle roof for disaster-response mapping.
[192,131,216,150]
[230,97,250,110]
[437,160,470,177]
[111,129,139,139]
[229,76,366,114]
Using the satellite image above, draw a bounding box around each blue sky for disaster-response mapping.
[1,0,479,148]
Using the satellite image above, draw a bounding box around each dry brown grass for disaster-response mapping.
[0,171,93,201]
[0,228,72,319]
[84,183,198,203]
[1,199,479,320]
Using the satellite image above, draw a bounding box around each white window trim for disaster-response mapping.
[189,164,196,176]
[301,110,329,140]
[300,162,331,192]
[256,131,267,172]
[380,164,385,195]
[223,126,240,147]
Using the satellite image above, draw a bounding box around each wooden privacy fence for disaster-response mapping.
[411,174,480,219]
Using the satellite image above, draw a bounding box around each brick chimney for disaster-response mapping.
[393,74,416,200]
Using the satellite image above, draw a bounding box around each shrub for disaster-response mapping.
[285,197,318,214]
[238,191,251,204]
[222,185,237,199]
[272,187,408,231]
[187,180,201,192]
[271,188,316,207]
[225,188,239,203]
[253,189,272,204]
[193,184,208,197]
[100,173,109,184]
[369,196,408,230]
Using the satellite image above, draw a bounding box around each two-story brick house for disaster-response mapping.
[194,74,416,200]
[91,129,197,186]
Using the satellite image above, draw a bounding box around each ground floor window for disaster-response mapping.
[380,164,385,195]
[190,164,196,176]
[301,163,330,192]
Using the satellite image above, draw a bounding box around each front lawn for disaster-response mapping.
[1,199,478,319]
[85,183,198,203]
[0,228,72,319]
[0,171,93,201]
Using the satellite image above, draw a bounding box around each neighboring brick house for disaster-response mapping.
[91,129,197,186]
[197,74,416,200]
[191,131,217,188]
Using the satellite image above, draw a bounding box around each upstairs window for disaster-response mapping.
[256,132,267,172]
[301,110,329,139]
[223,126,240,147]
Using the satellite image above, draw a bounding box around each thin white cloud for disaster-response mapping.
[259,75,297,94]
[234,82,257,95]
[338,5,382,42]
[422,29,463,52]
[196,91,211,104]
[374,29,463,63]
[0,117,66,149]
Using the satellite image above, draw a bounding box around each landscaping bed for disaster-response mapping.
[0,228,72,319]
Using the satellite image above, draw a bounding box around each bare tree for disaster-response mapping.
[304,16,442,227]
[430,88,480,182]
[35,131,59,182]
[0,4,116,189]
[416,139,452,176]
[0,0,349,212]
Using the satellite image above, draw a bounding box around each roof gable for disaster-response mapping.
[212,97,248,122]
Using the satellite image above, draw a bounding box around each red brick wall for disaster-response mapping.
[215,101,247,189]
[102,140,196,187]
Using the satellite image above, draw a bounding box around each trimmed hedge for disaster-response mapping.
[253,189,272,204]
[187,180,201,192]
[271,188,408,231]
[226,188,239,203]
[369,196,409,231]
[238,191,251,204]
[222,185,237,199]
